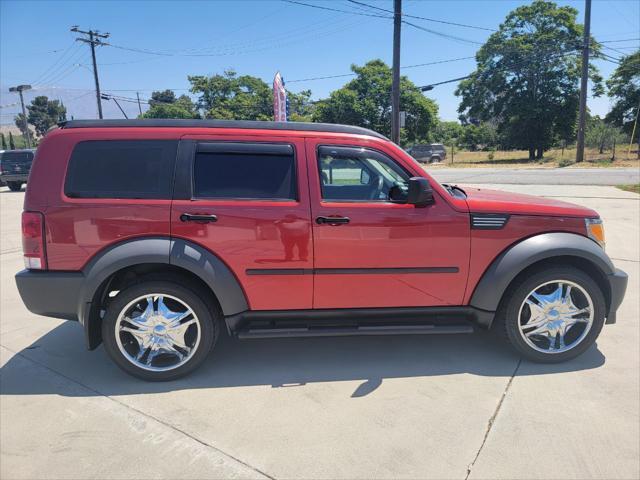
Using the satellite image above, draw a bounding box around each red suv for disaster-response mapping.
[16,119,627,380]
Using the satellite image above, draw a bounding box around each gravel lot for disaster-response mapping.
[1,184,638,480]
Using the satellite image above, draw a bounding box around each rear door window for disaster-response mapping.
[193,143,297,200]
[65,140,178,199]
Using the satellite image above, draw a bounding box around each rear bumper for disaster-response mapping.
[15,269,84,321]
[0,174,28,183]
[606,268,628,324]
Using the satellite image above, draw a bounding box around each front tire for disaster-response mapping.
[7,182,22,191]
[102,279,218,380]
[497,266,606,363]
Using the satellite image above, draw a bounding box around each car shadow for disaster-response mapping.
[1,321,606,398]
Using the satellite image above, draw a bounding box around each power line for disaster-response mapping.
[347,0,495,32]
[108,14,364,58]
[419,48,583,91]
[31,40,80,86]
[286,56,475,83]
[600,38,640,43]
[286,0,484,45]
[282,0,390,18]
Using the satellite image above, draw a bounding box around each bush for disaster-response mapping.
[558,158,574,168]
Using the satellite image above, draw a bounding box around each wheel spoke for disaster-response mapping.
[141,296,155,318]
[166,310,193,328]
[523,300,547,327]
[525,323,551,338]
[167,318,197,347]
[569,307,591,317]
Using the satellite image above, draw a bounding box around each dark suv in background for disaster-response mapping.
[407,143,446,163]
[0,149,35,191]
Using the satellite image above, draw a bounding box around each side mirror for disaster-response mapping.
[407,177,434,207]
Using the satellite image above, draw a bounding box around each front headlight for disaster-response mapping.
[585,218,605,249]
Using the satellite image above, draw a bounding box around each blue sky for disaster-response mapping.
[1,0,638,124]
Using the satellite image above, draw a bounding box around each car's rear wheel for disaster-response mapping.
[430,155,442,163]
[7,182,22,191]
[498,266,605,363]
[102,279,218,380]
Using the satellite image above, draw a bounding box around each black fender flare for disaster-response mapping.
[469,232,615,318]
[80,237,248,348]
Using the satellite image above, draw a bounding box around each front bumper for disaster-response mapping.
[605,268,628,324]
[15,269,84,321]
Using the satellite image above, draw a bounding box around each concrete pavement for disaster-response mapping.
[1,185,638,479]
[429,167,640,185]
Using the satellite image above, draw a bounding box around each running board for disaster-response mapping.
[237,324,474,339]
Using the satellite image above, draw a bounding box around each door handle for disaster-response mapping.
[316,216,350,225]
[180,213,218,223]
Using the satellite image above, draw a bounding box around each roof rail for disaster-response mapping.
[59,119,387,140]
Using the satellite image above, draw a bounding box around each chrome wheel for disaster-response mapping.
[518,280,594,354]
[115,294,201,372]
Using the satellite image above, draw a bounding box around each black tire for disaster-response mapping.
[101,278,219,381]
[7,182,22,191]
[430,155,441,163]
[496,266,606,363]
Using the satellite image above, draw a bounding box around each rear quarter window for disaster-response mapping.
[193,144,297,200]
[64,140,178,199]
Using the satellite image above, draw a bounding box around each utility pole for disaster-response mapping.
[136,92,143,116]
[391,0,402,145]
[575,0,592,162]
[71,26,109,119]
[9,84,32,148]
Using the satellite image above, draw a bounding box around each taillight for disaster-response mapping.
[22,211,46,270]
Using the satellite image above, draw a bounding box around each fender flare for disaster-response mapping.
[80,237,248,348]
[469,232,614,315]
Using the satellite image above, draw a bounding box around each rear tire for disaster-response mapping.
[497,266,606,363]
[7,182,22,191]
[101,278,219,381]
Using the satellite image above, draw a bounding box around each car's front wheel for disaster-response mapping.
[498,266,606,363]
[7,181,22,191]
[102,278,218,380]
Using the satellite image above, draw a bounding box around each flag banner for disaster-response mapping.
[273,72,287,122]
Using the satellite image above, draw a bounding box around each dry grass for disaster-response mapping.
[433,146,640,169]
[617,184,640,194]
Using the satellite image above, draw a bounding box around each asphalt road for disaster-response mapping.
[429,167,640,185]
[1,185,639,479]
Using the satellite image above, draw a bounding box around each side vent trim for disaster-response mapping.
[471,214,510,230]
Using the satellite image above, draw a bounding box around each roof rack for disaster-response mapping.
[58,119,387,140]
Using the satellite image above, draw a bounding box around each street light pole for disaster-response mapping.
[9,84,32,148]
[390,0,402,145]
[576,0,592,163]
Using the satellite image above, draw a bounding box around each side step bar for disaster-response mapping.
[237,324,474,339]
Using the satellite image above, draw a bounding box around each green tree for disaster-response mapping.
[26,96,67,137]
[141,90,198,119]
[605,50,640,136]
[461,122,499,151]
[456,0,602,160]
[432,121,464,145]
[189,70,273,121]
[9,132,16,150]
[585,116,627,153]
[14,114,29,138]
[313,60,438,145]
[1,133,6,150]
[149,89,177,106]
[288,89,315,122]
